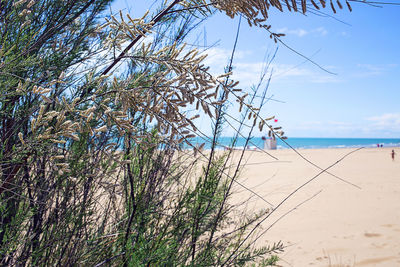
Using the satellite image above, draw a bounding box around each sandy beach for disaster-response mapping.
[228,147,400,266]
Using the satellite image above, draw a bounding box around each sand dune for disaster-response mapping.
[230,147,400,266]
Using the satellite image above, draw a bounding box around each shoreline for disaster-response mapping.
[187,136,400,151]
[202,145,400,153]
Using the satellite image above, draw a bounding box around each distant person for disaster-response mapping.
[391,150,396,161]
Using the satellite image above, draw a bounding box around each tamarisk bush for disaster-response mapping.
[0,0,350,265]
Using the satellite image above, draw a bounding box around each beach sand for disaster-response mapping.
[228,147,400,266]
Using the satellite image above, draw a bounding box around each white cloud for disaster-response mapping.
[277,27,308,37]
[354,63,398,77]
[232,62,341,87]
[313,27,328,36]
[309,74,342,84]
[230,62,266,87]
[286,115,400,138]
[277,27,328,37]
[202,47,250,70]
[271,63,312,77]
[270,64,341,84]
[201,47,342,89]
[366,113,400,132]
[357,64,384,75]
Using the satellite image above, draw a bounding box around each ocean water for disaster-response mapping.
[189,137,400,150]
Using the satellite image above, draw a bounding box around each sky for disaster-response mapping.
[111,0,400,138]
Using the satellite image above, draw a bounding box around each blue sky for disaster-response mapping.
[112,1,400,138]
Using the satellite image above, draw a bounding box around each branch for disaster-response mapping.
[101,0,183,76]
[26,0,97,55]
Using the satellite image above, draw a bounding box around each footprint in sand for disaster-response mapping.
[364,232,381,238]
[382,224,400,232]
[372,242,388,249]
[315,256,328,261]
[356,256,396,266]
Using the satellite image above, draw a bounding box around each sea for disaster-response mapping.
[188,137,400,150]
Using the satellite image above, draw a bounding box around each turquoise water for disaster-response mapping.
[189,137,400,150]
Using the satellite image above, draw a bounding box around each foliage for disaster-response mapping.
[0,0,348,265]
